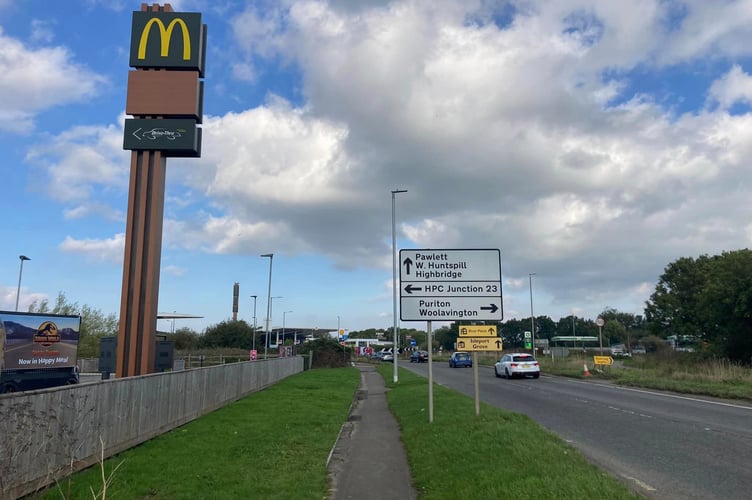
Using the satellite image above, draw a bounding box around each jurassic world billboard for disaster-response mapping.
[0,311,81,370]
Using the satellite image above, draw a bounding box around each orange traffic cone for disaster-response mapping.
[583,363,591,377]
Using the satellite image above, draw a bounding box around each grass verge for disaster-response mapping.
[33,364,642,499]
[375,365,639,500]
[539,355,752,401]
[33,367,360,500]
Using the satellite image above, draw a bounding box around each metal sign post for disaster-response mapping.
[427,321,434,423]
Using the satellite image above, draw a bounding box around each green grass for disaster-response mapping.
[540,354,752,401]
[35,368,360,500]
[34,364,641,500]
[375,366,639,500]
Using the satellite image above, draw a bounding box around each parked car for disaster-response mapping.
[449,351,472,368]
[610,345,630,357]
[495,353,540,379]
[381,352,394,362]
[410,350,429,363]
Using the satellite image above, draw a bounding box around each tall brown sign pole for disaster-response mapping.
[117,3,205,377]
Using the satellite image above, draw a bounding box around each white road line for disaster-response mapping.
[621,473,657,492]
[607,405,654,419]
[568,379,752,410]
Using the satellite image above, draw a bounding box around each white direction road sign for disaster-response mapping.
[400,249,502,321]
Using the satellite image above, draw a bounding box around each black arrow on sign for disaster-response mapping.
[403,284,422,294]
[402,257,413,275]
[480,304,499,313]
[495,339,502,349]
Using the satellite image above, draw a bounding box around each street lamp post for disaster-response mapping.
[282,310,293,346]
[529,273,536,354]
[270,296,283,347]
[391,189,407,383]
[261,253,274,359]
[250,295,258,352]
[15,255,31,312]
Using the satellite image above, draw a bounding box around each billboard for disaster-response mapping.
[0,311,81,370]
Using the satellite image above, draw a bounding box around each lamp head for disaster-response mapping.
[260,253,273,258]
[19,255,30,261]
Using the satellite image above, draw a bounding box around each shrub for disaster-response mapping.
[296,337,352,368]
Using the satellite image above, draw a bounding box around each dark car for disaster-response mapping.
[410,350,428,363]
[449,351,472,368]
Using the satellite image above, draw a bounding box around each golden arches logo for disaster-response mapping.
[137,17,191,61]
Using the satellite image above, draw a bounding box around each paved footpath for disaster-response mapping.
[327,364,418,500]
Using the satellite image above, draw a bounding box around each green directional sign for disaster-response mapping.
[123,118,201,157]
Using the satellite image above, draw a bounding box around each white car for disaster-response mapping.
[495,353,540,379]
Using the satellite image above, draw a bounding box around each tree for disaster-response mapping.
[556,315,582,338]
[695,250,752,362]
[501,318,527,349]
[645,250,752,362]
[602,321,626,347]
[198,320,254,349]
[534,315,556,340]
[28,291,118,358]
[645,256,710,339]
[166,327,199,350]
[432,326,452,351]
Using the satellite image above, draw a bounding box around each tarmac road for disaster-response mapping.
[403,361,752,500]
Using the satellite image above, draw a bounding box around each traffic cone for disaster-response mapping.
[583,363,591,377]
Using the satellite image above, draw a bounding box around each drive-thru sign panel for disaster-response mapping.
[400,249,502,321]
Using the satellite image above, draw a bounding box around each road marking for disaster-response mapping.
[607,405,654,419]
[620,474,657,492]
[569,380,752,411]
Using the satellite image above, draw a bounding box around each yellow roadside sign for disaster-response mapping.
[593,356,613,366]
[458,325,497,337]
[456,337,503,351]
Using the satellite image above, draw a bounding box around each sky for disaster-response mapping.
[2,0,752,335]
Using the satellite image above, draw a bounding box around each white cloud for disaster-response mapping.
[0,27,108,133]
[25,122,128,202]
[707,64,752,110]
[657,0,752,64]
[30,19,55,43]
[59,233,125,263]
[63,203,125,222]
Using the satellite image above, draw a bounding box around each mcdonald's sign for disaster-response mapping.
[129,11,206,75]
